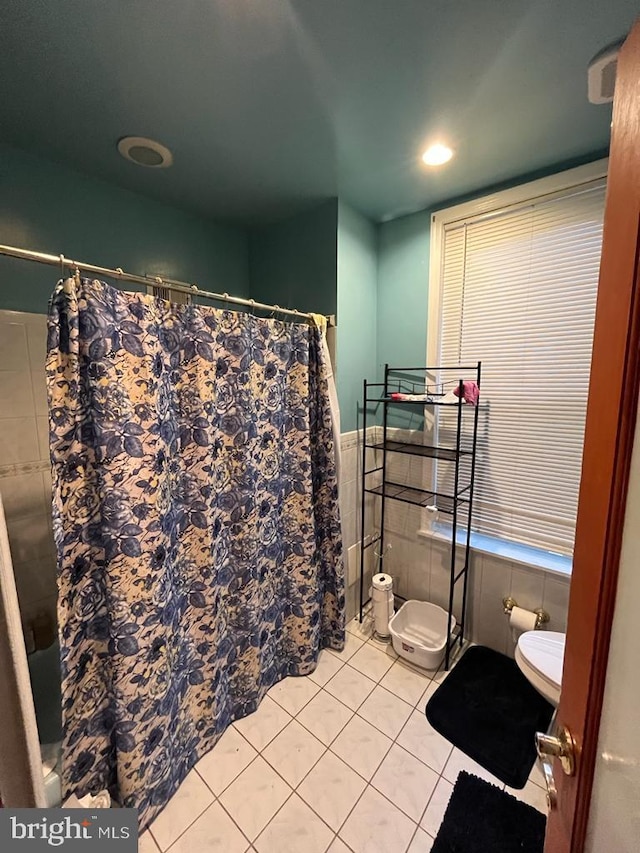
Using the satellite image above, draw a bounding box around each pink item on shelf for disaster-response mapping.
[453,380,480,406]
[390,392,432,402]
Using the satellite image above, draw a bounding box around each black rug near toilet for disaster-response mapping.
[426,645,553,789]
[432,771,546,853]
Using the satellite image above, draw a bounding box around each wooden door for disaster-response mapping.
[544,18,640,853]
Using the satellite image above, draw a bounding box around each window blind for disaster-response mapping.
[436,180,605,555]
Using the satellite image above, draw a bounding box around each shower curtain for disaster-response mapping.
[47,278,344,828]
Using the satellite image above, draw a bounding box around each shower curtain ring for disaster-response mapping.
[249,299,256,315]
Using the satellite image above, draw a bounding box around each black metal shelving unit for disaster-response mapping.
[359,362,481,669]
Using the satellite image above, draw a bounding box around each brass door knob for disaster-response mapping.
[535,725,576,776]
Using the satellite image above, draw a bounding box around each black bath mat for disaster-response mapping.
[432,771,546,853]
[425,645,553,788]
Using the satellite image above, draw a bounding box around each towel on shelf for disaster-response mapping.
[453,380,480,406]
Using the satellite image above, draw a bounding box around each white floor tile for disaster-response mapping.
[149,768,214,851]
[357,685,413,739]
[419,777,453,838]
[505,779,549,814]
[380,660,431,707]
[254,793,334,853]
[233,696,292,751]
[297,751,367,831]
[367,635,398,658]
[346,615,374,643]
[348,644,395,682]
[371,744,439,822]
[196,727,258,796]
[396,711,453,774]
[327,837,352,853]
[442,747,503,788]
[296,690,354,745]
[219,757,292,842]
[268,675,320,715]
[262,720,326,787]
[328,633,365,662]
[432,644,466,683]
[308,650,345,686]
[340,785,417,853]
[325,664,377,711]
[416,680,438,713]
[140,831,161,853]
[167,801,250,853]
[407,828,434,853]
[331,715,393,781]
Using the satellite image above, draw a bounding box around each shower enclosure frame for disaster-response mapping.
[359,362,481,670]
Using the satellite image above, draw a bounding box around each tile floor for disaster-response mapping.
[140,618,549,853]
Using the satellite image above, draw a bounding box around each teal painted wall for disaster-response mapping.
[375,211,431,430]
[337,202,378,432]
[377,211,431,372]
[0,143,250,314]
[249,200,338,316]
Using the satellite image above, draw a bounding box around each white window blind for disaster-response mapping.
[436,180,605,555]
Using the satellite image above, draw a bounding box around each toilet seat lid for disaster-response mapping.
[518,631,565,688]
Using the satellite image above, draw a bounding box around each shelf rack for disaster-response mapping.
[359,362,481,669]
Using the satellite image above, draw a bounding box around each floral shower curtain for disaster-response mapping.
[46,278,344,828]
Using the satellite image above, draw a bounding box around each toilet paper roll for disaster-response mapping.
[509,605,538,632]
[372,573,394,638]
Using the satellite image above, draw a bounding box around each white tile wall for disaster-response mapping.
[0,310,57,632]
[340,429,380,621]
[340,424,572,653]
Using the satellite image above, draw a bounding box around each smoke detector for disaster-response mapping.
[588,40,623,104]
[117,136,173,168]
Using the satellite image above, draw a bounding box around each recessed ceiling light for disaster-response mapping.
[117,136,173,168]
[422,144,454,166]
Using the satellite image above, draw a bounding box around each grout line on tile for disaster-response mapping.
[405,825,421,852]
[149,788,215,853]
[267,679,322,719]
[254,787,336,851]
[211,754,286,847]
[292,687,354,746]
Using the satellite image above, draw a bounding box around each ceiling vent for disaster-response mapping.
[117,136,173,168]
[146,284,191,304]
[588,40,623,104]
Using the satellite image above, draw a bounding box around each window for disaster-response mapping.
[428,162,607,557]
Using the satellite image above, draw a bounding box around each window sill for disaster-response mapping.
[417,524,572,579]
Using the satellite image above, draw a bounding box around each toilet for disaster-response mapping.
[515,630,566,706]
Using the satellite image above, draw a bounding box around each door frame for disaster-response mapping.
[545,19,640,852]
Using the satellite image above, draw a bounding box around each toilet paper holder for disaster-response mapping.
[502,596,550,629]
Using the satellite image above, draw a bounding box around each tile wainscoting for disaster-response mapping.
[0,310,57,636]
[340,426,571,655]
[339,429,381,622]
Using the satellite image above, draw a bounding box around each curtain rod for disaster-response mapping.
[0,243,335,325]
